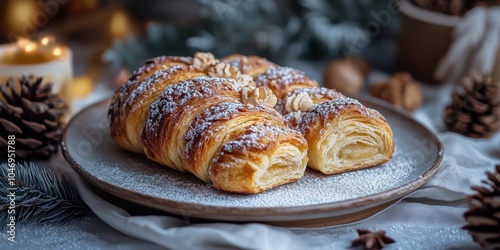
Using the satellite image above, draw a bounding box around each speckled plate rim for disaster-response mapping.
[61,96,443,223]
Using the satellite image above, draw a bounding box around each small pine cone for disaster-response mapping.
[0,76,68,159]
[463,165,500,249]
[444,74,500,138]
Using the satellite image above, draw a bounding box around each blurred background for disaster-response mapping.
[0,0,499,102]
[0,0,399,83]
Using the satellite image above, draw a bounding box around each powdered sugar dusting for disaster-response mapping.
[124,65,191,111]
[222,55,275,74]
[289,98,370,134]
[184,102,282,158]
[118,56,192,102]
[255,67,318,91]
[145,76,242,134]
[287,87,345,101]
[219,123,293,154]
[108,56,192,127]
[68,99,440,209]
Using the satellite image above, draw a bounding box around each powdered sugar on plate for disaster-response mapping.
[65,99,440,209]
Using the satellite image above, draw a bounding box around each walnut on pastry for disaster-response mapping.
[139,76,308,193]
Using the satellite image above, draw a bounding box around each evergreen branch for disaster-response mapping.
[0,162,89,227]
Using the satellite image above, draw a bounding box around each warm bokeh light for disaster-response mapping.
[16,38,29,48]
[1,37,65,65]
[41,37,50,45]
[6,0,38,32]
[109,10,130,39]
[24,43,35,53]
[52,47,62,57]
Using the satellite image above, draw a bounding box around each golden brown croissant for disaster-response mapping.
[254,66,320,99]
[108,56,193,153]
[222,54,276,77]
[110,65,207,153]
[109,52,255,154]
[140,76,308,193]
[278,88,394,174]
[109,52,308,194]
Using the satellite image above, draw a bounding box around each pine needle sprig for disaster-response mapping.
[0,162,89,227]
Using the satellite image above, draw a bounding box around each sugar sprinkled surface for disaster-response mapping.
[222,55,275,74]
[255,67,316,89]
[290,98,370,134]
[108,56,192,127]
[145,76,242,135]
[285,87,345,100]
[217,123,294,155]
[124,65,193,111]
[67,99,439,209]
[184,102,282,157]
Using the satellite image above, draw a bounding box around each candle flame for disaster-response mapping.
[7,36,65,65]
[24,43,35,53]
[16,38,38,53]
[41,37,49,45]
[16,38,29,47]
[52,47,62,57]
[40,36,55,46]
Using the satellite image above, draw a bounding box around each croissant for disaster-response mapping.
[225,54,395,174]
[222,54,277,77]
[109,65,207,153]
[109,56,194,153]
[254,66,320,99]
[277,88,394,174]
[109,53,308,194]
[109,52,254,154]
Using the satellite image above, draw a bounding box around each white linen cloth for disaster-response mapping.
[3,74,500,250]
[435,7,500,83]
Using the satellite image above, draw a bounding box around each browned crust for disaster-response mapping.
[286,98,394,174]
[123,66,206,112]
[209,123,308,194]
[254,67,319,99]
[289,98,387,138]
[222,54,277,77]
[184,102,285,173]
[108,56,192,140]
[140,77,242,168]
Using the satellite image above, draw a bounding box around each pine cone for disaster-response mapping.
[463,165,500,249]
[0,76,68,159]
[444,74,500,138]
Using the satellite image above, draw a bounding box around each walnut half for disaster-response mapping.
[193,52,219,68]
[241,86,277,108]
[207,62,240,78]
[284,92,314,113]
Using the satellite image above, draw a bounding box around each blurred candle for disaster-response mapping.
[0,37,73,103]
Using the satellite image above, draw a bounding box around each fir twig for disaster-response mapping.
[0,162,89,227]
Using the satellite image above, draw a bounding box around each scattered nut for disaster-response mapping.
[370,72,423,112]
[241,86,278,108]
[285,92,314,113]
[193,52,219,68]
[323,58,366,96]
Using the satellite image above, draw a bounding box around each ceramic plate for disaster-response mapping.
[61,96,443,228]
